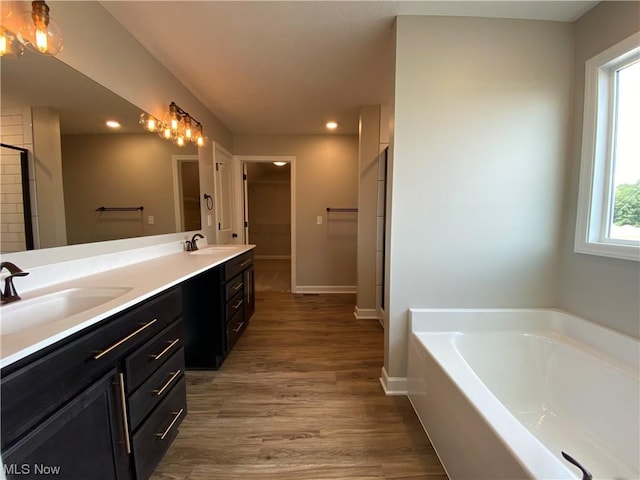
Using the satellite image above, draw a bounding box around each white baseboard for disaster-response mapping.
[353,307,379,320]
[294,285,356,294]
[379,367,407,396]
[254,255,291,260]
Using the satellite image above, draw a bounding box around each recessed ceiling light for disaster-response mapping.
[106,120,121,128]
[273,161,287,167]
[326,121,338,130]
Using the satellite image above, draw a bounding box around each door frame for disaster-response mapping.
[171,154,199,233]
[214,144,235,244]
[233,155,296,293]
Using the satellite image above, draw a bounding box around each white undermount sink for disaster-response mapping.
[0,287,132,335]
[189,246,239,255]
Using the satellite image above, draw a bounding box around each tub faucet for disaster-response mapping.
[562,451,592,480]
[1,262,29,305]
[185,234,205,251]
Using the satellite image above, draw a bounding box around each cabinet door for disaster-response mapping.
[244,264,255,321]
[2,369,131,480]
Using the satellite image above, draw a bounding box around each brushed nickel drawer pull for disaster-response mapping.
[153,370,181,396]
[151,338,180,361]
[232,321,244,333]
[239,259,251,267]
[232,281,243,291]
[118,373,132,454]
[232,299,243,310]
[156,408,184,440]
[94,319,158,359]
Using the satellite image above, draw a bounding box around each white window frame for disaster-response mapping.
[574,32,640,262]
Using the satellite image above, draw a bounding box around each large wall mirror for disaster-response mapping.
[0,51,200,253]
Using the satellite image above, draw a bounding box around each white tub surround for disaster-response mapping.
[407,309,640,480]
[0,237,254,368]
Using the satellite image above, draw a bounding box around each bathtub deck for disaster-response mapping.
[151,291,447,480]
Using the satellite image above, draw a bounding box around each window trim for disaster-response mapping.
[574,32,640,262]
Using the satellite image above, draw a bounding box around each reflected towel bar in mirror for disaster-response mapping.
[96,206,144,212]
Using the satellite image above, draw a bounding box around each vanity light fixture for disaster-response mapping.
[273,161,287,167]
[18,1,64,55]
[140,102,209,148]
[326,121,338,130]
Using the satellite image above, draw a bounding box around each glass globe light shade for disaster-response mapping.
[162,103,181,133]
[172,134,186,147]
[0,28,24,58]
[195,135,209,148]
[192,124,209,148]
[19,1,64,55]
[158,123,172,141]
[139,113,160,132]
[181,116,194,140]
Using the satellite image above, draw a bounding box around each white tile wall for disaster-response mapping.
[1,107,37,252]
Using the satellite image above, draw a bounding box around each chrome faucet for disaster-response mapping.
[185,234,205,252]
[1,262,29,305]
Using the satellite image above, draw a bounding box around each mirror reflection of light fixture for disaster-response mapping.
[0,27,24,57]
[18,1,64,55]
[139,112,160,132]
[144,102,209,148]
[105,120,121,129]
[326,121,338,130]
[273,161,287,167]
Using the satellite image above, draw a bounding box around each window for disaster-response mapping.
[575,33,640,261]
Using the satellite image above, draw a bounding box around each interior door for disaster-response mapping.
[214,147,234,244]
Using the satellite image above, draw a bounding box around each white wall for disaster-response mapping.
[559,1,640,339]
[356,106,381,317]
[386,16,573,379]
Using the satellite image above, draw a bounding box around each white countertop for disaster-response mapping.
[0,245,254,369]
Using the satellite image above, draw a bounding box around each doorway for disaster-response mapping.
[236,156,295,293]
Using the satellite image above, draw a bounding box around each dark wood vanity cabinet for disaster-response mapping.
[183,248,255,369]
[0,287,187,480]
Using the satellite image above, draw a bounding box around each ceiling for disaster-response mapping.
[102,1,598,136]
[1,1,598,138]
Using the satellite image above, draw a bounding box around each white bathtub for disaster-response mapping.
[407,309,640,480]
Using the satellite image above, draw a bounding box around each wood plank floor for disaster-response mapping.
[151,292,447,480]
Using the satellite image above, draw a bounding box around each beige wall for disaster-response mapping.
[387,16,573,378]
[558,2,640,339]
[234,134,358,289]
[62,133,195,245]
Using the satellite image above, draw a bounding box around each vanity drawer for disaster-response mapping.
[225,274,244,301]
[0,287,182,450]
[132,376,187,480]
[224,250,253,281]
[128,347,185,431]
[226,292,244,320]
[226,309,245,352]
[125,319,183,392]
